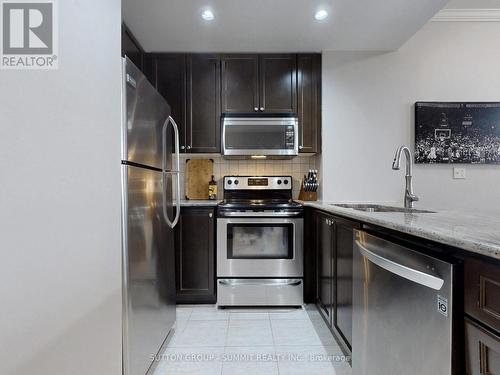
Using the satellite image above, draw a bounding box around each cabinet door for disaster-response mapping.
[175,208,216,303]
[465,319,500,375]
[186,55,221,153]
[221,55,259,113]
[333,217,359,349]
[303,207,317,303]
[465,258,500,334]
[316,212,334,323]
[259,54,297,113]
[297,54,321,153]
[153,54,187,151]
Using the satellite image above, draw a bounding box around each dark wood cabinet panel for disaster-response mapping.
[333,217,359,349]
[152,54,187,151]
[465,258,500,334]
[316,212,334,323]
[259,54,297,113]
[186,54,221,153]
[466,319,500,375]
[312,209,359,353]
[303,207,317,303]
[150,52,321,154]
[297,54,321,153]
[221,55,259,113]
[175,207,216,303]
[121,24,143,71]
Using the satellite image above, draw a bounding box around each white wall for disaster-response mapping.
[321,21,500,213]
[0,1,123,374]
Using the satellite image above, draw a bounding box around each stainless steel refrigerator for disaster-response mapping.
[121,57,181,375]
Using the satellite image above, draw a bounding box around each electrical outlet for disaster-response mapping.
[453,167,466,179]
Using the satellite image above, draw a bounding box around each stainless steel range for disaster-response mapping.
[217,176,304,307]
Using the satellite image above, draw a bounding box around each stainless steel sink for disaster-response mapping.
[332,204,436,214]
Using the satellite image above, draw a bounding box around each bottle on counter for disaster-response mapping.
[208,175,217,200]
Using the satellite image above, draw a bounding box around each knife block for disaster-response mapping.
[298,185,317,201]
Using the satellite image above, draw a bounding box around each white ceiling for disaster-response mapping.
[122,0,450,52]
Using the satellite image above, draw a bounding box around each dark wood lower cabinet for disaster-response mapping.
[465,258,500,334]
[466,318,500,375]
[175,207,216,303]
[316,211,334,322]
[313,209,359,351]
[334,217,360,349]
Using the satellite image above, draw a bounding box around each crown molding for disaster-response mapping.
[432,8,500,22]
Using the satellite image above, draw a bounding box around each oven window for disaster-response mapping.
[227,224,293,259]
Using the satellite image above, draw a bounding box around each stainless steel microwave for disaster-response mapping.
[222,115,298,158]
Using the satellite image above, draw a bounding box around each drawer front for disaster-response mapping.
[465,319,500,375]
[465,258,500,333]
[217,278,303,306]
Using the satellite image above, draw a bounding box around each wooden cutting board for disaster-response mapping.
[185,159,214,200]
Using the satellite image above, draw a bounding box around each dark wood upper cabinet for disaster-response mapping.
[175,207,216,303]
[221,54,259,113]
[297,54,321,153]
[186,54,221,153]
[149,52,321,154]
[121,24,143,71]
[259,54,297,113]
[153,54,187,150]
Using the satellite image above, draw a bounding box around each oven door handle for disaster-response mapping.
[218,279,302,287]
[219,211,302,217]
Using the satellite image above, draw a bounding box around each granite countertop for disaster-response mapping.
[180,199,221,207]
[301,201,500,261]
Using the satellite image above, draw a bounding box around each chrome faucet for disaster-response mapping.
[392,145,419,208]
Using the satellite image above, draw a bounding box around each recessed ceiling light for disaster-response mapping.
[314,9,328,21]
[201,9,215,21]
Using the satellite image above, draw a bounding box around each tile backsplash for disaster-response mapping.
[178,154,318,200]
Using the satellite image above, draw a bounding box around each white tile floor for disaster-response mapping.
[153,305,352,375]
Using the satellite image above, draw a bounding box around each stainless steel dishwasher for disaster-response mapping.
[352,229,456,375]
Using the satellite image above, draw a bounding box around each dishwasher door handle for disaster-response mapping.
[356,240,444,290]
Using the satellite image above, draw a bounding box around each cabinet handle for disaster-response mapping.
[260,107,265,111]
[209,213,213,218]
[180,145,185,150]
[299,145,304,150]
[186,145,191,150]
[254,107,258,112]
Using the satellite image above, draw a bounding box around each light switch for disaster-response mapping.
[453,167,466,179]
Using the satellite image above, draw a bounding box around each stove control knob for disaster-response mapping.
[284,179,289,185]
[227,180,232,185]
[234,179,239,185]
[277,180,282,185]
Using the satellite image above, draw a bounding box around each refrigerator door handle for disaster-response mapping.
[162,116,181,228]
[355,239,444,290]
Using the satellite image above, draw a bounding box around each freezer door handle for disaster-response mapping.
[162,116,181,228]
[355,239,444,290]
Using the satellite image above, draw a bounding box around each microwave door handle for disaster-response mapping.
[355,239,444,290]
[162,115,181,229]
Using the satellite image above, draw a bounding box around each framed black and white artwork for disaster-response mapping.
[415,102,500,164]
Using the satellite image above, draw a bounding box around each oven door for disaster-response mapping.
[217,217,303,277]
